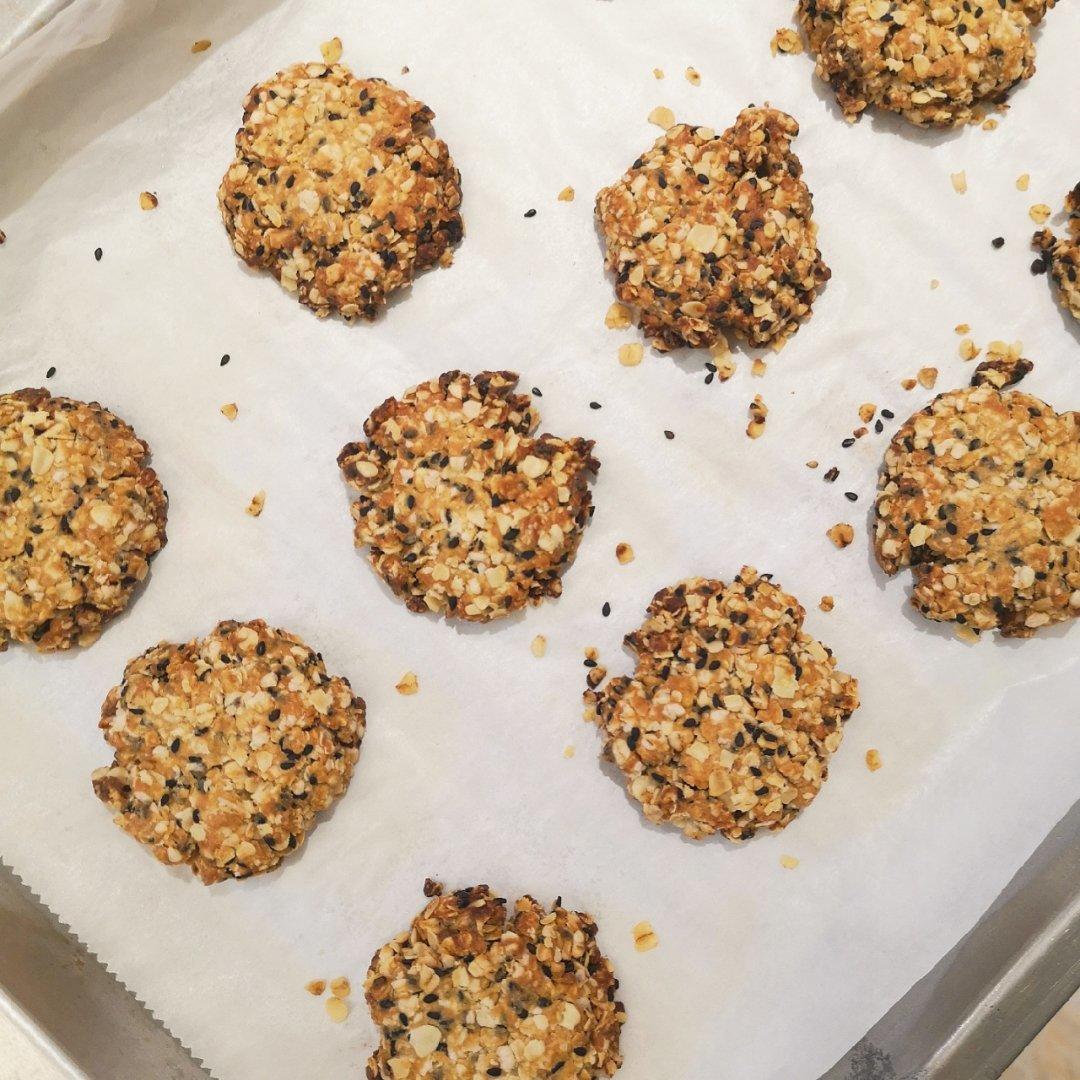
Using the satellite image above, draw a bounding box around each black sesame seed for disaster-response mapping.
[532,387,542,397]
[94,247,102,261]
[524,208,537,218]
[45,366,56,379]
[220,354,230,366]
[844,491,858,502]
[601,601,611,617]
[841,437,855,448]
[881,408,895,419]
[589,401,601,410]
[663,429,674,440]
[823,466,839,483]
[1030,257,1048,275]
[991,237,1005,249]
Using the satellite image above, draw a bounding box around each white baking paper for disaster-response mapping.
[1,2,1079,1077]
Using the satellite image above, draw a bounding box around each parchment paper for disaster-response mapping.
[1,2,1079,1077]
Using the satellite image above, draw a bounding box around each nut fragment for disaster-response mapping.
[615,542,635,565]
[530,634,547,658]
[1016,173,1031,192]
[1029,203,1052,225]
[652,67,664,79]
[305,980,327,996]
[632,921,659,952]
[556,186,575,202]
[245,490,266,517]
[325,997,349,1023]
[950,172,967,195]
[396,671,419,695]
[139,191,158,210]
[959,339,980,361]
[746,395,768,438]
[320,37,342,65]
[827,523,855,549]
[858,403,876,424]
[901,378,917,391]
[618,342,644,367]
[647,105,676,129]
[819,595,834,612]
[563,745,576,759]
[779,854,800,870]
[330,976,351,999]
[865,748,883,772]
[917,366,939,389]
[220,402,238,421]
[190,39,211,53]
[606,302,633,329]
[771,28,804,55]
[684,66,701,85]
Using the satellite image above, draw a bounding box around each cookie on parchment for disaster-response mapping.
[796,0,1056,128]
[595,107,829,352]
[586,567,859,841]
[219,61,462,320]
[364,884,625,1079]
[874,351,1079,637]
[0,389,167,652]
[338,371,598,622]
[91,620,365,884]
[1033,183,1080,324]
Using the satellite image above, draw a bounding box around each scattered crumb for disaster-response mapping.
[605,302,632,330]
[401,66,409,74]
[329,977,351,999]
[819,595,834,612]
[557,186,575,202]
[982,118,998,131]
[531,634,547,658]
[714,356,736,381]
[950,171,967,195]
[325,998,349,1023]
[220,402,238,421]
[632,921,659,952]
[771,28,804,55]
[684,66,701,85]
[751,358,767,377]
[806,460,819,469]
[647,105,675,129]
[779,854,800,870]
[615,542,635,565]
[1016,173,1030,192]
[305,980,327,996]
[858,403,876,423]
[955,625,981,644]
[959,338,980,361]
[320,36,342,65]
[865,748,883,772]
[901,378,917,390]
[917,366,938,389]
[955,323,970,335]
[827,523,854,549]
[0,230,6,245]
[853,426,868,439]
[191,39,211,53]
[395,671,419,695]
[746,395,768,439]
[563,745,576,759]
[423,878,443,897]
[652,67,664,79]
[139,191,158,211]
[930,279,940,290]
[1029,203,1052,225]
[245,490,266,517]
[618,342,644,367]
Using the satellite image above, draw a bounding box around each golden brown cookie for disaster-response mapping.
[364,885,625,1079]
[1033,183,1080,323]
[91,620,365,884]
[0,389,167,651]
[796,0,1056,127]
[219,61,462,319]
[594,107,829,351]
[338,371,598,621]
[586,567,859,841]
[875,351,1080,636]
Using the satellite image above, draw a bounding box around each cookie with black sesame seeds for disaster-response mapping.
[91,620,365,884]
[1033,182,1080,324]
[585,567,859,841]
[0,388,167,652]
[874,349,1080,637]
[594,106,829,352]
[219,61,462,320]
[338,370,599,622]
[796,0,1056,128]
[363,884,625,1079]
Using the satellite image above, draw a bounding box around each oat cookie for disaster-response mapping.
[364,885,625,1079]
[338,371,598,621]
[219,61,462,320]
[91,620,365,884]
[875,353,1079,636]
[594,106,829,351]
[1033,183,1080,323]
[796,0,1056,128]
[586,567,859,841]
[1,389,166,652]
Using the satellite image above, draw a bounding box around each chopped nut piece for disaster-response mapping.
[652,67,664,79]
[530,634,547,658]
[1029,203,1052,225]
[605,302,633,330]
[191,39,211,53]
[556,186,575,202]
[917,366,938,389]
[752,358,767,377]
[865,748,883,772]
[632,921,659,952]
[615,542,635,565]
[245,490,266,517]
[395,671,419,695]
[139,191,158,211]
[779,854,800,870]
[618,342,644,367]
[959,338,980,361]
[819,595,834,612]
[329,976,351,999]
[858,403,876,423]
[955,625,981,643]
[827,523,854,549]
[1016,173,1030,192]
[901,378,917,390]
[320,37,342,64]
[647,105,676,129]
[746,395,768,438]
[325,997,348,1023]
[771,28,804,55]
[982,118,998,131]
[684,66,701,85]
[955,323,970,335]
[305,980,327,996]
[220,402,238,421]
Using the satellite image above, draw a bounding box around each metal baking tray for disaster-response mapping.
[1,5,1077,1079]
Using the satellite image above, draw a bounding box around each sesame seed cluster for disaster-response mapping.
[586,567,860,841]
[363,885,625,1079]
[219,62,463,320]
[796,0,1056,128]
[0,389,167,652]
[91,619,366,884]
[595,107,829,351]
[875,354,1080,636]
[338,370,599,622]
[1033,182,1080,324]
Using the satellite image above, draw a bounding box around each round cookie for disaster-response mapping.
[1033,183,1080,324]
[338,370,599,622]
[594,106,829,352]
[586,567,859,841]
[219,61,462,320]
[796,0,1056,128]
[363,884,625,1079]
[874,352,1080,637]
[0,389,167,652]
[91,619,365,884]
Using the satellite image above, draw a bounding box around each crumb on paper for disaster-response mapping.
[746,395,768,438]
[652,67,664,79]
[771,28,803,55]
[930,279,940,290]
[305,979,326,996]
[325,997,349,1023]
[684,66,701,85]
[139,191,158,211]
[955,323,970,335]
[329,977,351,999]
[606,302,632,330]
[616,542,635,565]
[396,671,419,696]
[982,118,998,131]
[191,39,211,54]
[632,921,659,952]
[557,186,575,202]
[779,854,799,870]
[320,36,342,64]
[563,745,576,759]
[960,338,980,361]
[618,342,644,367]
[917,366,938,389]
[950,172,967,195]
[806,460,819,469]
[647,105,675,129]
[1016,173,1030,192]
[220,402,238,421]
[245,490,266,517]
[1029,203,1052,225]
[901,377,917,390]
[423,878,443,897]
[827,523,854,549]
[751,358,767,377]
[531,634,547,658]
[955,625,982,644]
[400,65,410,75]
[865,748,883,772]
[858,403,876,423]
[819,595,834,612]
